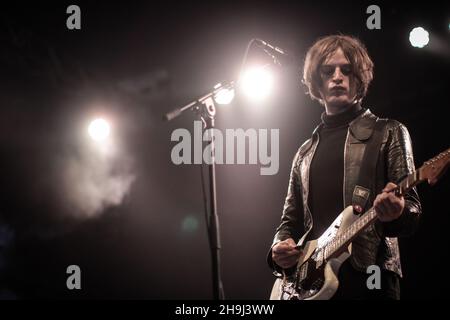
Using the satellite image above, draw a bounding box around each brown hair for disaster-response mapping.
[303,35,374,104]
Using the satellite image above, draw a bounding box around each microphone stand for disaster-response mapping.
[201,97,225,300]
[162,37,290,301]
[164,82,233,300]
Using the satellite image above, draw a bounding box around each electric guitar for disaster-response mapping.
[270,148,450,300]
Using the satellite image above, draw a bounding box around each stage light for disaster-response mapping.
[409,27,430,48]
[214,87,235,105]
[240,66,273,102]
[88,118,110,142]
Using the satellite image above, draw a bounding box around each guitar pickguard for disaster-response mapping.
[271,206,356,300]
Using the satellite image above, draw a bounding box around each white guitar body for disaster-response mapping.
[270,206,357,300]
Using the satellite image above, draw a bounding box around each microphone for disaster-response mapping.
[253,38,291,66]
[254,38,289,56]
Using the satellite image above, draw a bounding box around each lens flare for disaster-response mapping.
[214,88,235,105]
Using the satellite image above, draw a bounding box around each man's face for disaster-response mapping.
[318,48,357,111]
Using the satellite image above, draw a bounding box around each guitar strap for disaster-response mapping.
[352,118,387,214]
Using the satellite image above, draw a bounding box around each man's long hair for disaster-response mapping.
[303,35,374,104]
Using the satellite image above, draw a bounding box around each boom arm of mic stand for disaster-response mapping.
[163,81,235,122]
[163,100,198,122]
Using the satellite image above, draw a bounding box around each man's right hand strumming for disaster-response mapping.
[272,238,302,269]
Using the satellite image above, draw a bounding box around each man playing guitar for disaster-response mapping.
[268,35,422,300]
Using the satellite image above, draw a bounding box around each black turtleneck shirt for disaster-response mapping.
[309,104,365,240]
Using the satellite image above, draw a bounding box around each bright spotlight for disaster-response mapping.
[240,66,273,102]
[409,27,430,48]
[88,119,110,142]
[214,88,235,105]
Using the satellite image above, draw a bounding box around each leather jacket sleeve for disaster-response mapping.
[267,147,306,272]
[378,121,422,237]
[273,149,305,244]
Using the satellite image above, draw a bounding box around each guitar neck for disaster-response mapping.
[323,168,425,261]
[321,147,450,261]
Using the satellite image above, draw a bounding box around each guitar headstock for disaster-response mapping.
[420,148,450,186]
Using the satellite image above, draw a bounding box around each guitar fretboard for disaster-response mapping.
[323,208,377,260]
[323,169,422,261]
[319,147,450,262]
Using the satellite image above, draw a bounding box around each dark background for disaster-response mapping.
[0,0,449,299]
